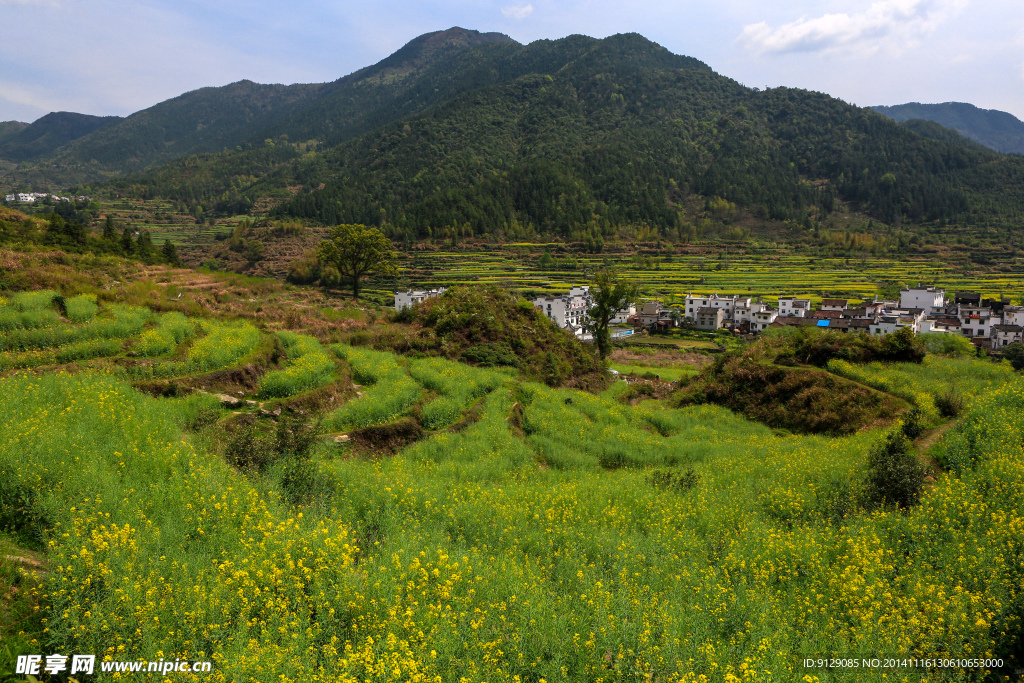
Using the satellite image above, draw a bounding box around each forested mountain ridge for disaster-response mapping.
[112,32,1022,239]
[872,102,1024,155]
[0,112,122,163]
[0,121,30,144]
[6,30,1024,241]
[1,28,522,188]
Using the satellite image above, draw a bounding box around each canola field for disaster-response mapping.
[388,250,1024,304]
[2,327,1023,682]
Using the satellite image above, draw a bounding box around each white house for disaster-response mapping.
[395,287,446,310]
[610,304,636,325]
[1001,306,1024,327]
[900,286,946,314]
[751,308,779,331]
[694,306,724,330]
[869,316,901,336]
[3,194,15,203]
[778,297,812,318]
[534,287,593,339]
[991,325,1023,349]
[684,292,743,321]
[959,306,997,338]
[820,298,849,312]
[734,300,767,326]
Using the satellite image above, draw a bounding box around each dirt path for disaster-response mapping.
[914,420,958,476]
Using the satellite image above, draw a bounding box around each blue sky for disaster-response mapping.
[1,0,1021,123]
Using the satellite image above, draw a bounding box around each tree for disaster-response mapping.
[315,224,397,300]
[1003,342,1024,371]
[102,215,117,241]
[120,226,134,255]
[583,271,640,359]
[162,239,182,267]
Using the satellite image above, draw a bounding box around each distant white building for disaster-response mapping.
[3,194,15,203]
[901,286,946,314]
[1002,306,1024,327]
[610,304,636,325]
[991,325,1023,350]
[533,285,592,339]
[684,292,746,322]
[820,298,849,312]
[734,300,767,326]
[751,308,779,331]
[778,297,812,318]
[395,287,446,310]
[959,306,996,338]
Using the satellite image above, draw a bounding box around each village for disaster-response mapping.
[4,192,90,203]
[396,284,1024,350]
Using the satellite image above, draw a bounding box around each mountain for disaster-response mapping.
[896,118,991,152]
[0,112,121,163]
[3,28,520,187]
[6,30,1024,238]
[31,81,324,180]
[872,102,1024,155]
[114,32,1021,236]
[0,121,29,144]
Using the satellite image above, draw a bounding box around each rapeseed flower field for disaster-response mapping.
[1,311,1023,682]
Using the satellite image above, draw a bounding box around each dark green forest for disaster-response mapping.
[7,29,1024,243]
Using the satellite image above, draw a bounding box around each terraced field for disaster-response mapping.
[3,321,1023,681]
[394,249,1024,303]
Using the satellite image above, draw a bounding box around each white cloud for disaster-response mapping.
[738,0,968,56]
[501,3,533,20]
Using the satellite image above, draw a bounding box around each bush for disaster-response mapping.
[920,332,974,358]
[863,430,927,511]
[1003,342,1024,371]
[935,388,965,417]
[647,468,700,493]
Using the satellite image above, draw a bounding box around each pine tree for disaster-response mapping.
[162,239,182,266]
[102,215,117,241]
[120,226,134,255]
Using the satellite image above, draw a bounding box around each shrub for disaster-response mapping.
[935,388,965,418]
[920,332,974,358]
[647,468,700,493]
[863,429,927,511]
[1003,342,1024,371]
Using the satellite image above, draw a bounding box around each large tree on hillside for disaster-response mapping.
[316,223,397,300]
[584,271,640,359]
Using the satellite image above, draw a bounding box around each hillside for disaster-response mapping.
[1,253,1023,680]
[115,33,1024,239]
[1,28,520,188]
[4,31,1024,241]
[872,101,1024,155]
[0,121,28,144]
[0,111,122,163]
[897,118,991,152]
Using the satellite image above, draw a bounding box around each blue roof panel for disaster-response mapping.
[817,319,830,327]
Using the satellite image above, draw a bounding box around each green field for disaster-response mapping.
[389,249,1024,303]
[2,284,1023,681]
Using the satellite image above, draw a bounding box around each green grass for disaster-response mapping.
[408,356,511,429]
[0,304,152,352]
[64,293,99,323]
[329,345,422,429]
[827,356,1016,420]
[1,312,1023,681]
[608,363,698,381]
[257,332,336,398]
[132,311,195,357]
